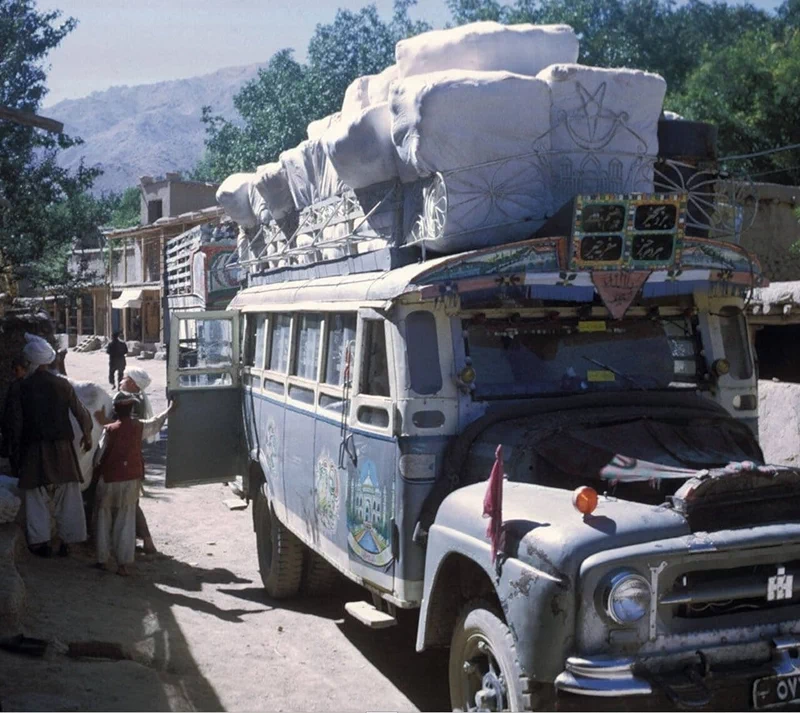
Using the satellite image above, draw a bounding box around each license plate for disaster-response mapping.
[753,674,800,709]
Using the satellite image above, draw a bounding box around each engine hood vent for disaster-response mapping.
[671,463,800,531]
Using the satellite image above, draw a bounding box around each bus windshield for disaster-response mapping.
[464,315,700,399]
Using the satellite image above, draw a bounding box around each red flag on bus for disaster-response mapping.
[483,444,504,563]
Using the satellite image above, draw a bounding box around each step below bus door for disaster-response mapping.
[166,310,247,488]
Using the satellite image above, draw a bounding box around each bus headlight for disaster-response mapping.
[603,571,651,625]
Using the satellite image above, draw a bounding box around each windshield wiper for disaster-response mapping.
[582,356,647,391]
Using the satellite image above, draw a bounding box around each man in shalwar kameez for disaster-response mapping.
[14,337,93,557]
[94,391,171,575]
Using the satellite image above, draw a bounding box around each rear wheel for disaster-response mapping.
[253,490,303,599]
[302,548,340,596]
[449,602,532,711]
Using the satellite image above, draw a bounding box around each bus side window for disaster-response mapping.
[253,315,266,369]
[268,314,291,373]
[292,313,323,381]
[324,313,357,387]
[360,320,390,397]
[243,314,265,368]
[318,313,357,415]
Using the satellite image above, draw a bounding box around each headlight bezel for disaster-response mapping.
[601,569,652,625]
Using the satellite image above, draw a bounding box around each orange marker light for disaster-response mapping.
[572,486,598,515]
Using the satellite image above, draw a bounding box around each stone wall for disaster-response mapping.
[738,182,800,282]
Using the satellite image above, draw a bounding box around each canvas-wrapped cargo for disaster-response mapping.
[280,140,344,211]
[254,162,295,220]
[342,76,371,116]
[391,70,553,252]
[216,173,271,229]
[366,64,399,105]
[324,103,411,190]
[307,113,340,141]
[538,63,667,209]
[395,22,579,79]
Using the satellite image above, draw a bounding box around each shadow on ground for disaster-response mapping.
[2,545,230,711]
[220,577,450,711]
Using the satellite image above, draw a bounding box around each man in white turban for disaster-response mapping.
[13,335,93,556]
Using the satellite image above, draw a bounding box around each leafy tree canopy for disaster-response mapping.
[672,17,800,183]
[0,0,103,295]
[99,186,141,230]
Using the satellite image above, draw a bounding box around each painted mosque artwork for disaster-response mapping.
[346,459,393,568]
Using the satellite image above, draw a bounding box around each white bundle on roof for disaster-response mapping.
[537,63,666,208]
[307,113,341,141]
[390,69,554,251]
[391,69,552,173]
[216,173,271,228]
[342,76,371,116]
[280,139,344,211]
[395,22,579,79]
[254,162,295,220]
[367,64,399,105]
[324,103,405,190]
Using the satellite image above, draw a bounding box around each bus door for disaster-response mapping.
[341,310,397,593]
[166,311,246,487]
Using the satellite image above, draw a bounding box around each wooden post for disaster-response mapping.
[159,229,166,345]
[77,302,83,341]
[106,239,113,338]
[0,106,63,133]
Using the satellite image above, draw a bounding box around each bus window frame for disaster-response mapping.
[350,312,395,436]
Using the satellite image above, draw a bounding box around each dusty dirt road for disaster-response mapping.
[0,351,448,712]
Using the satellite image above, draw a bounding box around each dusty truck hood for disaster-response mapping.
[441,394,770,577]
[436,481,690,580]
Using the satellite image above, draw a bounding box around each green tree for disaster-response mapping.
[671,18,800,183]
[0,0,102,295]
[194,1,431,182]
[192,49,314,181]
[99,186,141,229]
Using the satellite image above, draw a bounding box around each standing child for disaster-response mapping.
[94,392,172,575]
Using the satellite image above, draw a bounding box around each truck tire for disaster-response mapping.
[253,490,303,599]
[302,549,340,596]
[449,601,532,712]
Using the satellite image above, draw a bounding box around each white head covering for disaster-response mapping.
[122,367,156,442]
[22,333,56,367]
[123,367,151,391]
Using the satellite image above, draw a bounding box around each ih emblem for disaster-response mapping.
[767,566,794,602]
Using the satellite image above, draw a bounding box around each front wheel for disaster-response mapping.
[253,490,304,599]
[449,602,533,712]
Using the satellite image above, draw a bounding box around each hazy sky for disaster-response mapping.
[38,0,783,107]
